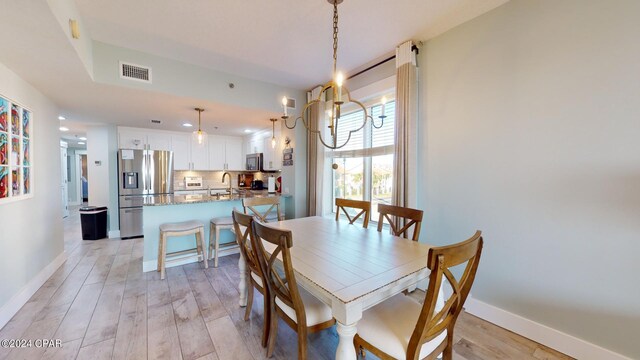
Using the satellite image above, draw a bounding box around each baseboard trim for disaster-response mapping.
[142,247,240,273]
[0,251,68,329]
[108,230,121,239]
[465,296,631,360]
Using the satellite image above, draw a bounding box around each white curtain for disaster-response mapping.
[392,41,419,212]
[306,86,325,216]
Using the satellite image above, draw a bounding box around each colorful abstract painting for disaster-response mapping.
[11,136,20,166]
[22,109,30,138]
[23,167,30,194]
[11,104,20,135]
[0,133,7,166]
[11,167,19,196]
[0,167,7,198]
[23,138,29,166]
[0,98,7,132]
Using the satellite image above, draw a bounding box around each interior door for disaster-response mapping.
[60,146,69,218]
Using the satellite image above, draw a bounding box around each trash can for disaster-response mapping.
[79,206,108,240]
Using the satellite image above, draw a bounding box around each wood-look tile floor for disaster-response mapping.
[0,207,574,360]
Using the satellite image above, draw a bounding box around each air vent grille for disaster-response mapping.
[150,119,162,124]
[120,62,152,83]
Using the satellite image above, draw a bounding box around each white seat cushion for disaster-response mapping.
[210,216,234,225]
[357,294,447,359]
[275,286,332,327]
[250,271,263,288]
[160,220,204,232]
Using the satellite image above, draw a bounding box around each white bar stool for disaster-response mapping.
[158,220,207,280]
[209,216,234,268]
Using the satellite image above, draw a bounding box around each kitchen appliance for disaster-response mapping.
[118,149,174,239]
[238,173,254,188]
[251,179,264,190]
[246,153,263,171]
[184,176,203,190]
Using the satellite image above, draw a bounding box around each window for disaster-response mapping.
[331,100,395,222]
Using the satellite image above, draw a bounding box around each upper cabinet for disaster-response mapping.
[262,129,282,171]
[171,133,209,171]
[246,137,264,155]
[119,127,172,151]
[209,135,244,171]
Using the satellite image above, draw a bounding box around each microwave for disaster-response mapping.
[246,153,263,171]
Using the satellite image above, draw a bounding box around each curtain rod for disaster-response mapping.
[347,45,419,80]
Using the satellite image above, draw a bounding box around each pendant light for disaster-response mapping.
[192,108,207,146]
[270,118,278,149]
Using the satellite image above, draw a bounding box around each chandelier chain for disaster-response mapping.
[332,0,339,75]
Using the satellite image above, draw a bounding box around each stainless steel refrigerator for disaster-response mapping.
[118,149,174,239]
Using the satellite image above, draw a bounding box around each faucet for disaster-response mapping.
[222,172,232,195]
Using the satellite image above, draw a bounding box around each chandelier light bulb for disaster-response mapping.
[381,96,387,114]
[335,72,344,102]
[282,96,288,116]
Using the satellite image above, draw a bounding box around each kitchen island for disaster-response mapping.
[141,191,289,272]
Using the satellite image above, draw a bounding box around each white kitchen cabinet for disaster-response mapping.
[262,134,282,171]
[171,134,191,170]
[119,128,172,151]
[172,133,209,171]
[208,135,244,170]
[246,138,264,155]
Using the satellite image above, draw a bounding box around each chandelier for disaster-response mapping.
[280,0,384,150]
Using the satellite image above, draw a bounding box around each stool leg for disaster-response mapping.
[209,223,214,261]
[200,227,208,269]
[214,226,221,268]
[160,233,167,280]
[195,230,203,263]
[157,232,163,273]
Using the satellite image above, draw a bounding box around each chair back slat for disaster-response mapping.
[231,210,262,278]
[335,198,371,228]
[243,197,283,223]
[376,204,424,241]
[406,231,484,359]
[251,221,308,329]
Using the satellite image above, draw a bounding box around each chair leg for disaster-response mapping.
[244,282,254,321]
[266,299,279,358]
[297,327,308,360]
[214,226,221,268]
[262,288,270,348]
[208,222,214,260]
[443,329,454,360]
[160,233,167,280]
[199,228,208,269]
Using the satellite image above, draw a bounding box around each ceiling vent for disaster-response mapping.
[150,119,162,124]
[285,97,296,110]
[120,61,152,83]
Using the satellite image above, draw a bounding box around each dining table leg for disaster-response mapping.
[238,251,248,307]
[336,321,358,360]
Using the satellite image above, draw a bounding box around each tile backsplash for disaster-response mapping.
[173,170,274,190]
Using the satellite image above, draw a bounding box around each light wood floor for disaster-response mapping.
[0,208,573,360]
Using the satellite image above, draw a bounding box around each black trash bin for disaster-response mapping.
[79,206,108,240]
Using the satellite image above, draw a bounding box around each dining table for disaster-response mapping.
[236,216,433,360]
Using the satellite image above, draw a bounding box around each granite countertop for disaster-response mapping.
[144,190,290,206]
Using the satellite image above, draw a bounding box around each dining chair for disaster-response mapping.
[232,210,270,348]
[243,197,284,223]
[335,198,371,228]
[353,231,483,360]
[377,204,424,241]
[251,221,335,359]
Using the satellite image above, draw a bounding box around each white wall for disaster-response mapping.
[0,62,64,321]
[87,124,119,233]
[418,0,639,358]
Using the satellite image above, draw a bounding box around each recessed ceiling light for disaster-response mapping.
[78,142,85,145]
[182,123,193,127]
[244,129,252,133]
[59,126,69,132]
[58,115,66,120]
[79,136,87,141]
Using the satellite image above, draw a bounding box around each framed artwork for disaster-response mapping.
[0,94,32,202]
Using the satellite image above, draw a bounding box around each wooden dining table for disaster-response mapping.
[236,216,433,360]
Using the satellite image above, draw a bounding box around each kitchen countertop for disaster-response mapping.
[143,190,289,206]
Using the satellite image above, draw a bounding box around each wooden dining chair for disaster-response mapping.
[353,231,483,360]
[243,197,284,223]
[251,221,335,359]
[232,210,270,348]
[335,198,371,228]
[377,204,424,241]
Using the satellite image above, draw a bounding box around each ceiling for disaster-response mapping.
[0,0,508,136]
